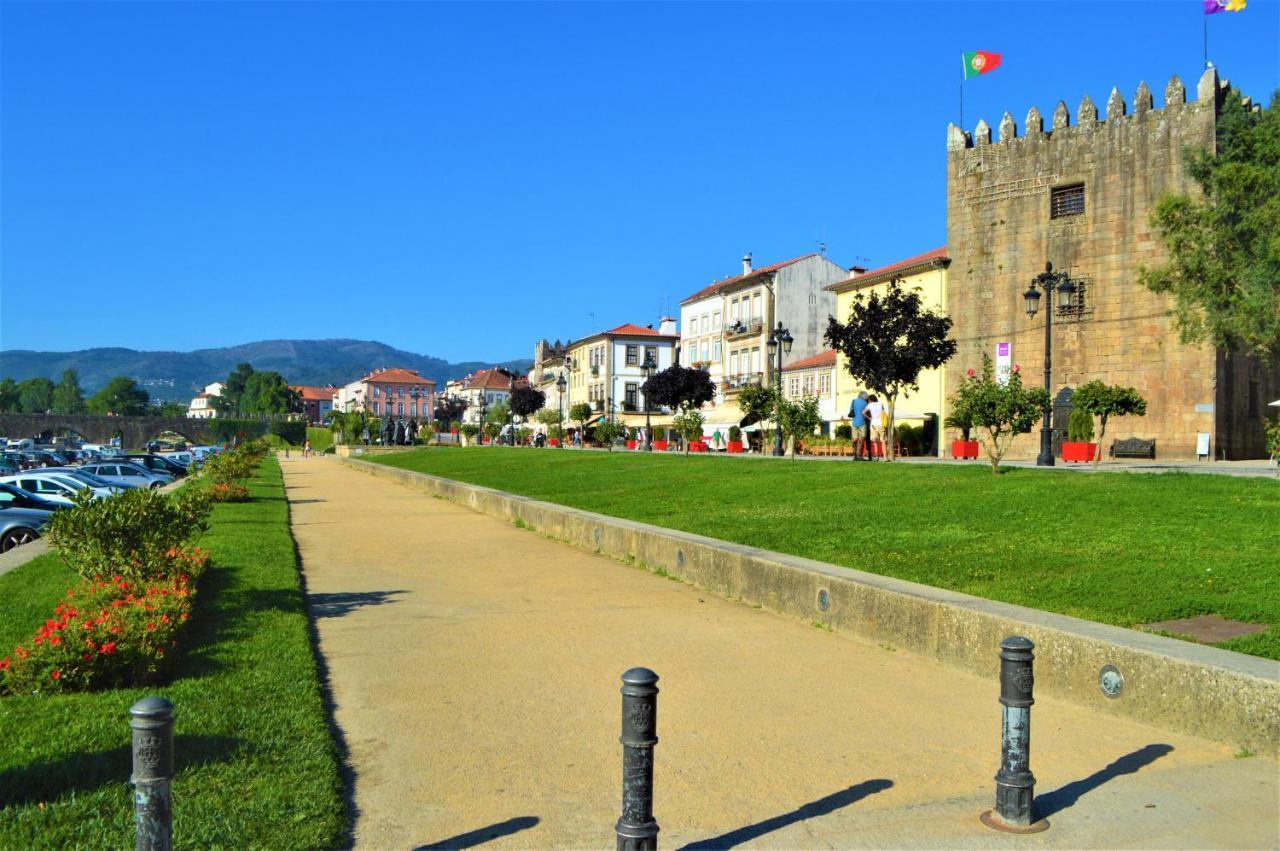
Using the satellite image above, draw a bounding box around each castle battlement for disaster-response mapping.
[946,68,1240,153]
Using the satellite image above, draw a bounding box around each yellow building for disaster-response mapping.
[826,247,950,454]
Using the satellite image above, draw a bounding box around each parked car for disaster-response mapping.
[18,450,63,469]
[0,484,61,552]
[147,440,187,453]
[6,438,36,451]
[191,445,224,461]
[125,453,189,478]
[82,444,124,458]
[0,472,118,506]
[159,451,195,468]
[77,461,174,490]
[41,467,137,491]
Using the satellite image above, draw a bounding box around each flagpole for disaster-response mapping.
[960,78,965,134]
[1203,14,1208,68]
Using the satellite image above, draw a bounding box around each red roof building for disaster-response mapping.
[290,385,337,424]
[334,368,436,420]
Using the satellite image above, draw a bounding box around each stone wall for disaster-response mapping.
[0,412,214,448]
[944,68,1275,459]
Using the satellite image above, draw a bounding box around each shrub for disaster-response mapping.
[1071,380,1147,467]
[0,563,205,695]
[268,420,306,446]
[728,425,742,443]
[1067,406,1095,442]
[47,488,212,583]
[594,421,623,450]
[202,445,261,485]
[673,409,705,453]
[951,355,1051,474]
[209,483,251,503]
[894,423,923,456]
[834,424,853,441]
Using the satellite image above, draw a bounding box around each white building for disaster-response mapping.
[781,350,840,435]
[187,382,225,419]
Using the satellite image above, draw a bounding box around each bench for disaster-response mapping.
[1110,437,1156,460]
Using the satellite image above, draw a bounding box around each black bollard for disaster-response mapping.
[980,636,1049,833]
[616,667,660,851]
[130,696,176,851]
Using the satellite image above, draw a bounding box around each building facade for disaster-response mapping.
[528,339,570,423]
[290,386,336,424]
[780,349,839,435]
[678,253,848,438]
[827,247,950,452]
[186,382,225,419]
[335,368,435,420]
[946,68,1278,460]
[454,368,527,427]
[564,321,679,428]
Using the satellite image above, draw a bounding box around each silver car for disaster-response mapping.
[78,461,174,490]
[0,472,116,506]
[0,482,60,552]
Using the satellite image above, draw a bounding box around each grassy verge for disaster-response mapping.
[374,448,1280,660]
[0,456,345,848]
[306,427,333,453]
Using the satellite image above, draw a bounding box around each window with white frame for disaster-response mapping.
[751,347,761,374]
[712,311,721,330]
[752,293,762,323]
[818,372,831,397]
[730,351,739,376]
[700,341,709,363]
[730,299,740,322]
[802,374,815,396]
[626,345,639,366]
[712,340,721,362]
[788,376,800,397]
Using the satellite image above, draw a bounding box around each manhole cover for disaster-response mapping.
[1141,614,1267,644]
[817,589,830,611]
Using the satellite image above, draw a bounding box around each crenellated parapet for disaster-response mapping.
[946,68,1226,151]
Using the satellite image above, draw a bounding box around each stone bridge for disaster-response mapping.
[0,413,215,448]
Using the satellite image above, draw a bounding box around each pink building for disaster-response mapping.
[336,368,436,420]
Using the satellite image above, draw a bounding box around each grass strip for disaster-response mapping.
[374,448,1280,660]
[0,456,346,848]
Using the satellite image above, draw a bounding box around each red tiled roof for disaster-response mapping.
[291,385,336,401]
[680,254,819,305]
[782,350,837,371]
[463,368,527,391]
[601,323,678,338]
[825,247,948,291]
[361,368,436,386]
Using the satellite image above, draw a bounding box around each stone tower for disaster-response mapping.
[945,68,1278,460]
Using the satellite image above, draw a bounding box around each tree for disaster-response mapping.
[1140,90,1280,356]
[779,395,823,458]
[17,377,55,414]
[510,386,547,421]
[87,377,150,416]
[434,395,468,426]
[950,356,1050,474]
[51,369,87,415]
[825,279,957,460]
[569,402,593,435]
[238,371,298,416]
[641,365,715,414]
[737,383,778,448]
[459,423,480,446]
[0,378,18,412]
[535,407,562,428]
[218,362,256,416]
[594,420,623,451]
[672,409,705,454]
[150,400,188,417]
[1070,381,1148,467]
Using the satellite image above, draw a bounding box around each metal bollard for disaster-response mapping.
[130,696,175,851]
[980,636,1049,833]
[616,667,660,851]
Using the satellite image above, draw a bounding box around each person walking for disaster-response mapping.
[850,391,869,460]
[303,439,312,458]
[864,394,885,461]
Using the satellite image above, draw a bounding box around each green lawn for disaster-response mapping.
[374,448,1280,660]
[0,457,346,848]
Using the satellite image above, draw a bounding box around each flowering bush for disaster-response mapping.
[950,354,1051,474]
[209,482,250,503]
[46,486,211,583]
[0,551,207,695]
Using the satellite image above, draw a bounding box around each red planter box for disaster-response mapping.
[653,440,668,451]
[1061,442,1098,463]
[727,441,744,454]
[549,438,560,447]
[951,440,980,459]
[626,440,637,450]
[689,441,707,453]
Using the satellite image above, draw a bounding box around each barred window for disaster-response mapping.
[1050,184,1085,218]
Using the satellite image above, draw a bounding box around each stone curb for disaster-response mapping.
[340,457,1280,755]
[0,538,51,579]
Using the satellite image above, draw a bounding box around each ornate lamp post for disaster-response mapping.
[1023,261,1076,467]
[556,372,567,448]
[640,355,655,451]
[508,374,517,445]
[476,388,488,446]
[766,321,794,457]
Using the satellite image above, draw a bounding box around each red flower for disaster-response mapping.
[966,368,976,378]
[1012,363,1021,373]
[50,670,61,680]
[100,641,117,654]
[49,635,61,647]
[82,652,92,661]
[0,657,9,670]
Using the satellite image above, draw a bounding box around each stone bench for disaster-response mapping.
[1110,437,1156,460]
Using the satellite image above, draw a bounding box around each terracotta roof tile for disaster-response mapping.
[825,247,948,291]
[361,368,436,386]
[463,368,528,391]
[680,254,820,305]
[291,385,337,401]
[782,349,837,371]
[601,323,678,338]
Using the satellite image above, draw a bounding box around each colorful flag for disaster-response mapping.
[963,50,1002,80]
[1204,0,1245,14]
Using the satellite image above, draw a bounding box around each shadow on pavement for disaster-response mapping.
[679,778,894,849]
[309,590,406,618]
[1035,743,1174,819]
[414,815,541,849]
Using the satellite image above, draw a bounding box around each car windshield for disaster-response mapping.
[64,470,116,488]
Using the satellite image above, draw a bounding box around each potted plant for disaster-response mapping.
[727,425,744,453]
[625,427,637,450]
[1060,406,1097,463]
[653,428,668,451]
[945,403,979,459]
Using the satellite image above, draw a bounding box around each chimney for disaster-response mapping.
[742,253,753,275]
[659,317,678,336]
[848,265,867,277]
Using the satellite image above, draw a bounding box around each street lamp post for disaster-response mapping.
[556,373,567,448]
[476,390,488,446]
[766,321,794,457]
[508,375,517,445]
[1023,261,1076,467]
[640,356,655,451]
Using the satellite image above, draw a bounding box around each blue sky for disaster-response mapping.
[2,1,1276,363]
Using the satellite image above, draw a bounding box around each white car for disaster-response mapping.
[0,472,119,506]
[6,438,35,451]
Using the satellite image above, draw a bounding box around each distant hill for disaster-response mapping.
[0,339,533,401]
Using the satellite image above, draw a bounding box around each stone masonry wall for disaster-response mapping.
[945,69,1230,459]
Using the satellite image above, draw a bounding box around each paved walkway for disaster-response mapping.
[282,456,1278,849]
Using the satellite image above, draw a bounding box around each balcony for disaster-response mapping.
[722,373,763,395]
[724,319,764,340]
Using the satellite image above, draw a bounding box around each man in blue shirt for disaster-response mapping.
[850,391,869,461]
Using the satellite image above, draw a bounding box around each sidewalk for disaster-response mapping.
[282,456,1278,849]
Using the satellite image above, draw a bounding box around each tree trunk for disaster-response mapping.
[1093,415,1108,467]
[885,394,897,461]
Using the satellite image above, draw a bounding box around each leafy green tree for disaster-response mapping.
[594,420,623,451]
[240,371,298,416]
[51,369,87,415]
[951,356,1050,474]
[150,400,189,417]
[825,278,957,460]
[459,423,480,445]
[484,400,511,425]
[672,409,705,454]
[779,395,823,457]
[217,362,256,416]
[87,377,150,416]
[569,402,593,435]
[1141,91,1280,355]
[0,378,18,412]
[1070,381,1147,467]
[737,383,778,447]
[535,407,563,428]
[17,377,55,413]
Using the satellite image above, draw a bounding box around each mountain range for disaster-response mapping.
[0,339,533,401]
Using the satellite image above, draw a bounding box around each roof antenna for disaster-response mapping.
[817,241,828,255]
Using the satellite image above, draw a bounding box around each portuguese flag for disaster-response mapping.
[963,50,1002,79]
